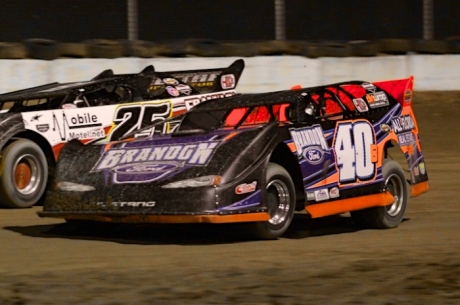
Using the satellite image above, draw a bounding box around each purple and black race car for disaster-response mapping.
[39,77,429,239]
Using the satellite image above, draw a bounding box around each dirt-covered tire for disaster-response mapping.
[247,163,295,239]
[351,160,408,229]
[0,139,48,208]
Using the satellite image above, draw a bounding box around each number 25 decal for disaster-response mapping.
[333,120,376,184]
[108,103,172,141]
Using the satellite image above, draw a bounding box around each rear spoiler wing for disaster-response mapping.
[91,59,245,94]
[149,59,245,93]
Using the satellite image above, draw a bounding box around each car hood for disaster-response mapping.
[54,122,279,189]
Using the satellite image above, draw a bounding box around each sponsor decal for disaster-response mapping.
[362,82,377,92]
[166,86,180,97]
[176,84,192,95]
[314,188,330,201]
[30,114,42,122]
[306,192,315,201]
[183,91,235,111]
[404,89,412,104]
[150,72,219,90]
[329,187,340,198]
[93,141,220,172]
[303,147,324,165]
[112,162,181,175]
[289,125,330,160]
[413,165,420,176]
[235,181,257,194]
[380,124,391,133]
[220,74,235,89]
[36,124,49,133]
[68,128,105,140]
[96,201,156,207]
[397,131,416,146]
[52,112,103,141]
[93,141,220,184]
[163,78,179,85]
[366,91,390,108]
[61,103,77,109]
[419,162,426,175]
[392,115,415,134]
[352,98,369,112]
[111,161,183,184]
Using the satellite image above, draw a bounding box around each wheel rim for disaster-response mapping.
[385,172,404,217]
[266,179,291,225]
[13,154,41,196]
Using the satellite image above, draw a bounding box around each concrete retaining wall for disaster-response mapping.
[1,55,459,94]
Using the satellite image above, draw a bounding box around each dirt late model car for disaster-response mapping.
[0,59,244,208]
[39,76,429,239]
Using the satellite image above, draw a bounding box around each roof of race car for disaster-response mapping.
[188,80,367,112]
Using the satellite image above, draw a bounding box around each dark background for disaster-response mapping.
[0,0,458,42]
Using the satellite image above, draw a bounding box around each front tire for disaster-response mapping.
[351,160,408,229]
[0,139,48,208]
[247,162,295,239]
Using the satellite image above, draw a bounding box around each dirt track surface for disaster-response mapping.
[1,92,459,304]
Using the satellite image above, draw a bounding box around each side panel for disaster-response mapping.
[19,91,236,161]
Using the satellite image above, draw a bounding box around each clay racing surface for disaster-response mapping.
[0,92,459,304]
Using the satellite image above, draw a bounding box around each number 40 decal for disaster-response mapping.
[333,120,376,183]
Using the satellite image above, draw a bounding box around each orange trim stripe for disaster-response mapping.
[40,212,270,224]
[223,132,238,142]
[411,181,429,197]
[287,142,296,152]
[309,172,340,189]
[305,191,395,218]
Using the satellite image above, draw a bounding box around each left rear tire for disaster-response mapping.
[351,160,408,229]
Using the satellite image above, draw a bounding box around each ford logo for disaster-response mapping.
[303,147,324,164]
[111,161,182,175]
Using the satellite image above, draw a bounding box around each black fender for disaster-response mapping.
[0,113,26,151]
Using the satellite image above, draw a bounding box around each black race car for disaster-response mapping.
[39,77,429,239]
[0,60,244,208]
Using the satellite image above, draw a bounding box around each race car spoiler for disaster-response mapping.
[0,59,245,104]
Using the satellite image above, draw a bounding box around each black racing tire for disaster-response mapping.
[23,38,59,60]
[222,42,258,57]
[351,160,408,229]
[414,39,450,54]
[186,39,226,57]
[348,40,380,57]
[247,163,296,239]
[378,39,414,55]
[85,39,124,59]
[0,42,28,59]
[0,139,48,208]
[58,42,88,58]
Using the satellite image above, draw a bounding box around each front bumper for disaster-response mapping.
[37,210,270,224]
